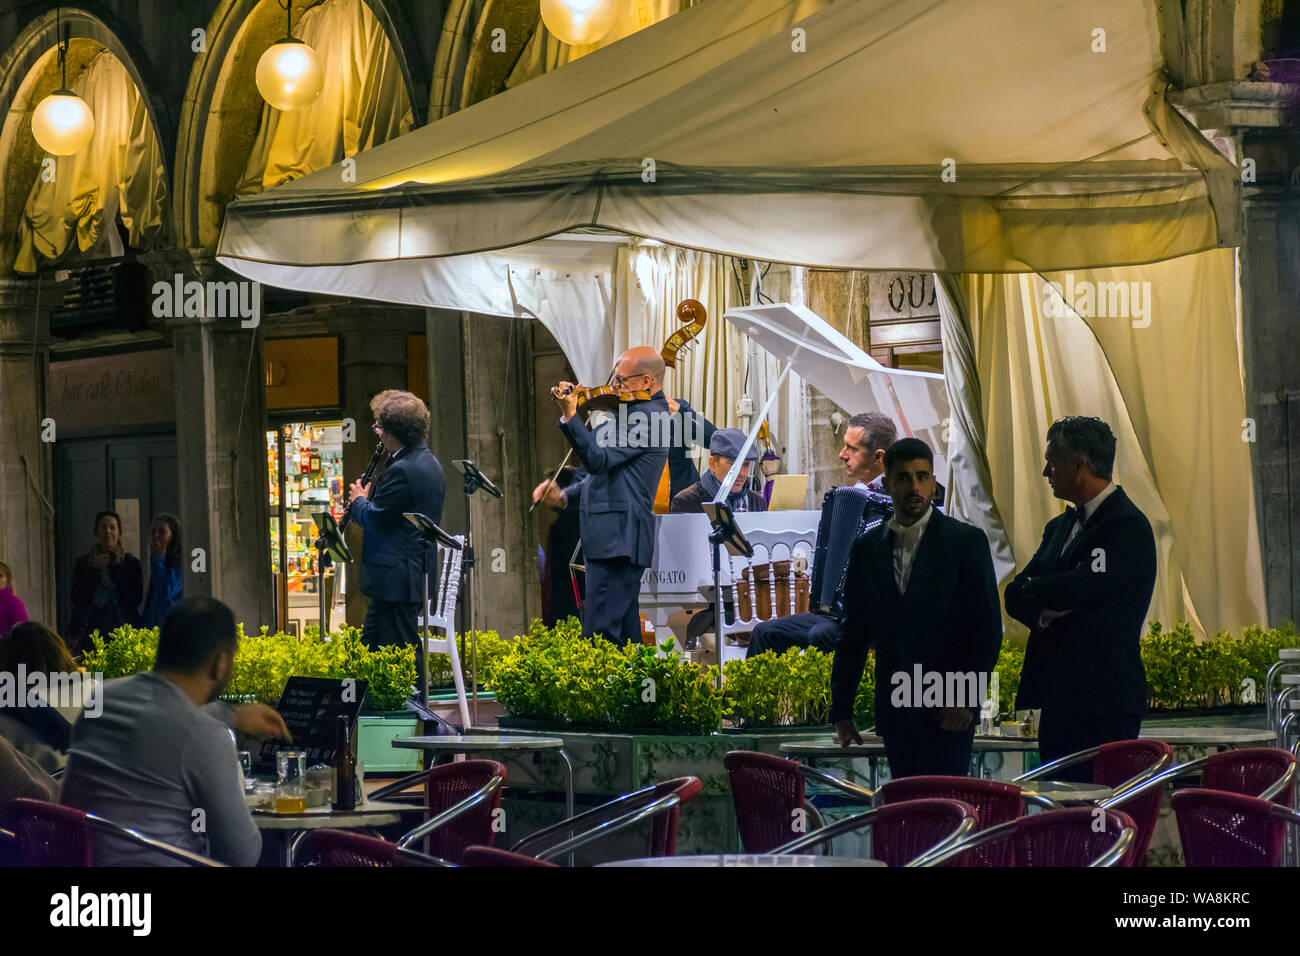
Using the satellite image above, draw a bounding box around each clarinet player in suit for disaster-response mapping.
[1005,417,1156,781]
[831,438,1003,777]
[348,391,446,690]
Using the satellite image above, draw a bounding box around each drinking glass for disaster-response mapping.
[238,750,254,792]
[275,750,307,813]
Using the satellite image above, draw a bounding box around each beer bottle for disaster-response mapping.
[332,715,357,811]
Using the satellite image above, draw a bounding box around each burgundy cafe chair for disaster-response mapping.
[920,807,1139,868]
[771,798,977,867]
[295,829,450,867]
[1171,788,1300,867]
[364,759,507,866]
[876,776,1057,866]
[461,845,559,868]
[508,776,703,865]
[723,751,876,854]
[2,798,223,867]
[1016,739,1174,866]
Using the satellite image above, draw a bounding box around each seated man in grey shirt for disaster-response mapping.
[61,596,290,866]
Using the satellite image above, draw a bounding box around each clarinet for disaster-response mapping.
[337,443,386,535]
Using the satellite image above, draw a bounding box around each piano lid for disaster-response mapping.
[724,301,950,477]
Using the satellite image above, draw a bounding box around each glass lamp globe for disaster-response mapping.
[540,0,618,46]
[31,90,95,156]
[255,37,323,112]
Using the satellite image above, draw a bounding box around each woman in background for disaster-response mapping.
[0,621,80,773]
[0,560,28,635]
[140,513,183,628]
[67,510,142,655]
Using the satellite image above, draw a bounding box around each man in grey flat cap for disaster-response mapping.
[670,428,766,515]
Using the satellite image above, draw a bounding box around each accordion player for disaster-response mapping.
[744,485,895,658]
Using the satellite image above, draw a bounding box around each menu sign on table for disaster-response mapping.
[255,676,368,772]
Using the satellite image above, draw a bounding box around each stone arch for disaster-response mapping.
[174,0,427,251]
[0,6,172,275]
[430,0,538,121]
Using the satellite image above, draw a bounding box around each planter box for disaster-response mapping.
[357,714,423,773]
[466,725,831,856]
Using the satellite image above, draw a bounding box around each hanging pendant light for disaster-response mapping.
[540,0,618,46]
[256,0,323,112]
[31,9,94,156]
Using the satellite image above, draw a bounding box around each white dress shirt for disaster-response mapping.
[888,505,933,594]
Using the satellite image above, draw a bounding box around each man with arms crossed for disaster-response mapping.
[832,439,1002,777]
[1006,417,1155,781]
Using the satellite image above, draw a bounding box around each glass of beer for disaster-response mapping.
[275,750,308,813]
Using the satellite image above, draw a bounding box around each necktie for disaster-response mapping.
[1059,506,1084,556]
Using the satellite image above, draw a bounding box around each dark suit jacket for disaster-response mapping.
[352,442,446,604]
[831,510,1003,729]
[559,393,670,567]
[668,399,715,498]
[1006,485,1155,717]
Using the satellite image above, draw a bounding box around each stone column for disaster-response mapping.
[428,308,542,641]
[0,279,55,624]
[1174,81,1300,624]
[167,263,273,631]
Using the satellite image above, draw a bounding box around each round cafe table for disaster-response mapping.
[779,734,1040,786]
[1139,727,1274,747]
[1016,780,1113,804]
[599,853,886,867]
[251,799,423,866]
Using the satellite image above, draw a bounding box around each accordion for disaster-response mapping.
[809,486,894,618]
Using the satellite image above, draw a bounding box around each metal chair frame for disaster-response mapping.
[917,810,1136,868]
[511,778,699,864]
[1096,752,1297,811]
[770,798,977,865]
[287,769,505,865]
[1266,651,1300,744]
[1172,788,1300,867]
[294,828,456,867]
[1013,745,1174,797]
[4,799,224,867]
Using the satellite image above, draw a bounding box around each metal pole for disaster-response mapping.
[421,541,430,706]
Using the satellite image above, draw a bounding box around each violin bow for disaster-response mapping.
[530,363,617,514]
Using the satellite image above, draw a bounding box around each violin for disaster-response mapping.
[661,299,707,368]
[551,383,653,416]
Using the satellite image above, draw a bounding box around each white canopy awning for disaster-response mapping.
[218,0,1236,307]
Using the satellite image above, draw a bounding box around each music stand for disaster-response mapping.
[452,459,500,724]
[403,512,463,706]
[312,511,350,636]
[701,502,754,689]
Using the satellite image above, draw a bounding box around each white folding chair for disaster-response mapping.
[417,534,471,729]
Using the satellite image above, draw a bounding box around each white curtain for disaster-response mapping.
[14,50,165,272]
[236,0,412,195]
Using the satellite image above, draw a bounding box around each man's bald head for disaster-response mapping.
[616,347,666,393]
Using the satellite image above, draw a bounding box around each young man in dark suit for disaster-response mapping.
[1005,417,1156,780]
[832,438,1002,778]
[537,346,670,645]
[349,391,446,686]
